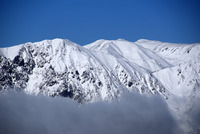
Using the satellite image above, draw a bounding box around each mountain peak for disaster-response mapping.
[33,38,78,47]
[135,39,159,43]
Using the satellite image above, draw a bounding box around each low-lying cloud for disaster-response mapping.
[0,90,177,134]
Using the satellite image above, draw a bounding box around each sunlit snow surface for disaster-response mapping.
[0,38,200,133]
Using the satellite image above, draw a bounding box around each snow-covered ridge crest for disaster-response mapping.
[0,38,200,103]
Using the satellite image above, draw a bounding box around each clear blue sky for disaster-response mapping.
[0,0,200,47]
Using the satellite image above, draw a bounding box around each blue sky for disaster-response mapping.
[0,0,200,47]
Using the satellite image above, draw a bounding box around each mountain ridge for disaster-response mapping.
[0,38,199,102]
[1,38,200,133]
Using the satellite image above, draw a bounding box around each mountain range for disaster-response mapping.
[0,38,200,133]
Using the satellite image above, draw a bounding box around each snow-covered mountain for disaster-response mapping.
[1,38,199,101]
[0,39,165,101]
[0,38,200,133]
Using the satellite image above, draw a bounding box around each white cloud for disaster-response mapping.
[0,90,177,134]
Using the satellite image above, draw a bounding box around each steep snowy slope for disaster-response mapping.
[130,39,200,95]
[135,39,200,133]
[136,39,200,66]
[85,39,171,72]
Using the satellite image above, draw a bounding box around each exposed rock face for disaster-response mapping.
[0,55,35,90]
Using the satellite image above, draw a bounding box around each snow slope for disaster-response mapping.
[0,38,200,133]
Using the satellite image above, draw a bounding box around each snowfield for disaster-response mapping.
[0,38,200,133]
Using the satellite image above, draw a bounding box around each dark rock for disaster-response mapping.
[59,90,74,98]
[128,81,133,87]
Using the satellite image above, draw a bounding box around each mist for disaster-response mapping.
[0,90,177,134]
